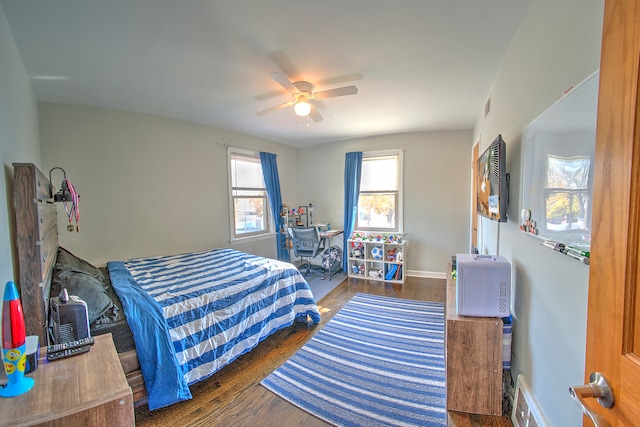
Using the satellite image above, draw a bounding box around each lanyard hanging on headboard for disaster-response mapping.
[62,178,80,232]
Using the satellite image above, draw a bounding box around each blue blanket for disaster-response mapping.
[108,248,320,410]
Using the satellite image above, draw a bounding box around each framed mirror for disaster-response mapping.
[521,71,599,253]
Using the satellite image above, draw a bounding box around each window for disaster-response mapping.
[228,149,270,240]
[544,154,591,233]
[356,149,403,232]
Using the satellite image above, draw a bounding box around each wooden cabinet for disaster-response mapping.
[445,263,503,415]
[347,238,407,283]
[0,334,134,427]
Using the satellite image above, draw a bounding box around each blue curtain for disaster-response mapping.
[343,152,363,268]
[260,152,289,261]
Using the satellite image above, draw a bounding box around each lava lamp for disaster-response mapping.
[0,281,34,397]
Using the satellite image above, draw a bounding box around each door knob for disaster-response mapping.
[569,372,614,427]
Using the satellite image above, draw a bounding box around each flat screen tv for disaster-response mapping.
[477,134,508,222]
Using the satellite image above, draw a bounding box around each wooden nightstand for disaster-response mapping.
[0,334,134,426]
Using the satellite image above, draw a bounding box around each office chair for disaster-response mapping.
[289,226,325,277]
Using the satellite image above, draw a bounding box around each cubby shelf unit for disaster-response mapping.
[347,238,407,283]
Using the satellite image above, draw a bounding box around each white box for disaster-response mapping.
[456,254,511,317]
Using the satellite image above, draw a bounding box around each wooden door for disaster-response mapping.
[584,0,640,424]
[472,142,479,252]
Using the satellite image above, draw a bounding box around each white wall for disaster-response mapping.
[39,103,299,266]
[297,130,472,275]
[0,5,41,362]
[0,7,41,278]
[39,104,471,275]
[473,0,604,425]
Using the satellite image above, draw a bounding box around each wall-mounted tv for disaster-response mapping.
[477,134,509,222]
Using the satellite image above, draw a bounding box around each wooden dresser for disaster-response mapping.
[445,263,503,415]
[0,334,134,426]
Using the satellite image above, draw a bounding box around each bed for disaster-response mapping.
[12,163,321,410]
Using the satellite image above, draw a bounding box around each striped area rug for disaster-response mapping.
[261,292,446,426]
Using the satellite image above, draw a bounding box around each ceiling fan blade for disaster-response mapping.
[310,98,327,110]
[309,106,323,123]
[256,100,294,116]
[316,73,364,87]
[314,85,358,99]
[270,72,298,93]
[268,51,300,82]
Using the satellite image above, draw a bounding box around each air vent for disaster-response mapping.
[485,96,491,118]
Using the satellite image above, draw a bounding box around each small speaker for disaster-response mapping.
[49,294,90,344]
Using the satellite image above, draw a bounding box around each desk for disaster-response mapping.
[319,229,344,279]
[319,229,343,241]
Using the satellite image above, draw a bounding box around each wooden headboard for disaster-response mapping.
[13,163,59,345]
[13,164,149,405]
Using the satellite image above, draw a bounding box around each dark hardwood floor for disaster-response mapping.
[134,276,513,426]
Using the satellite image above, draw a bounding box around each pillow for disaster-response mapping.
[53,270,114,324]
[91,277,126,327]
[55,247,105,285]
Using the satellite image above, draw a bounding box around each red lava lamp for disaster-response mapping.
[1,281,35,397]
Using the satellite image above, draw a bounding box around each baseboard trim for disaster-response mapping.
[407,270,447,280]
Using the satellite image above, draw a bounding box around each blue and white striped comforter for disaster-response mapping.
[107,248,320,410]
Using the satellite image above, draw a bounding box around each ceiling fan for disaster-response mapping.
[256,72,358,123]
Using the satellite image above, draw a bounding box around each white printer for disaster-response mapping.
[456,254,511,317]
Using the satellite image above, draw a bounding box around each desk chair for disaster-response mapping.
[289,226,325,277]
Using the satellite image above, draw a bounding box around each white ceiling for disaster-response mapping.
[1,0,532,148]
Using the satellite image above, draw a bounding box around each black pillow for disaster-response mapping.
[55,247,105,285]
[54,270,114,324]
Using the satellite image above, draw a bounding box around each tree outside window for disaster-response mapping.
[544,154,591,233]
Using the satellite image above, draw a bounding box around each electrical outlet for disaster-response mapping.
[511,374,550,427]
[513,384,530,427]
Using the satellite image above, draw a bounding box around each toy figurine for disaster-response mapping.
[1,281,35,397]
[368,269,383,279]
[387,248,397,262]
[351,242,364,258]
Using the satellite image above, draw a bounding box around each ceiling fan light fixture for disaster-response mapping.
[294,100,311,117]
[256,72,357,123]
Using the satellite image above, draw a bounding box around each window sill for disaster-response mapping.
[230,232,276,245]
